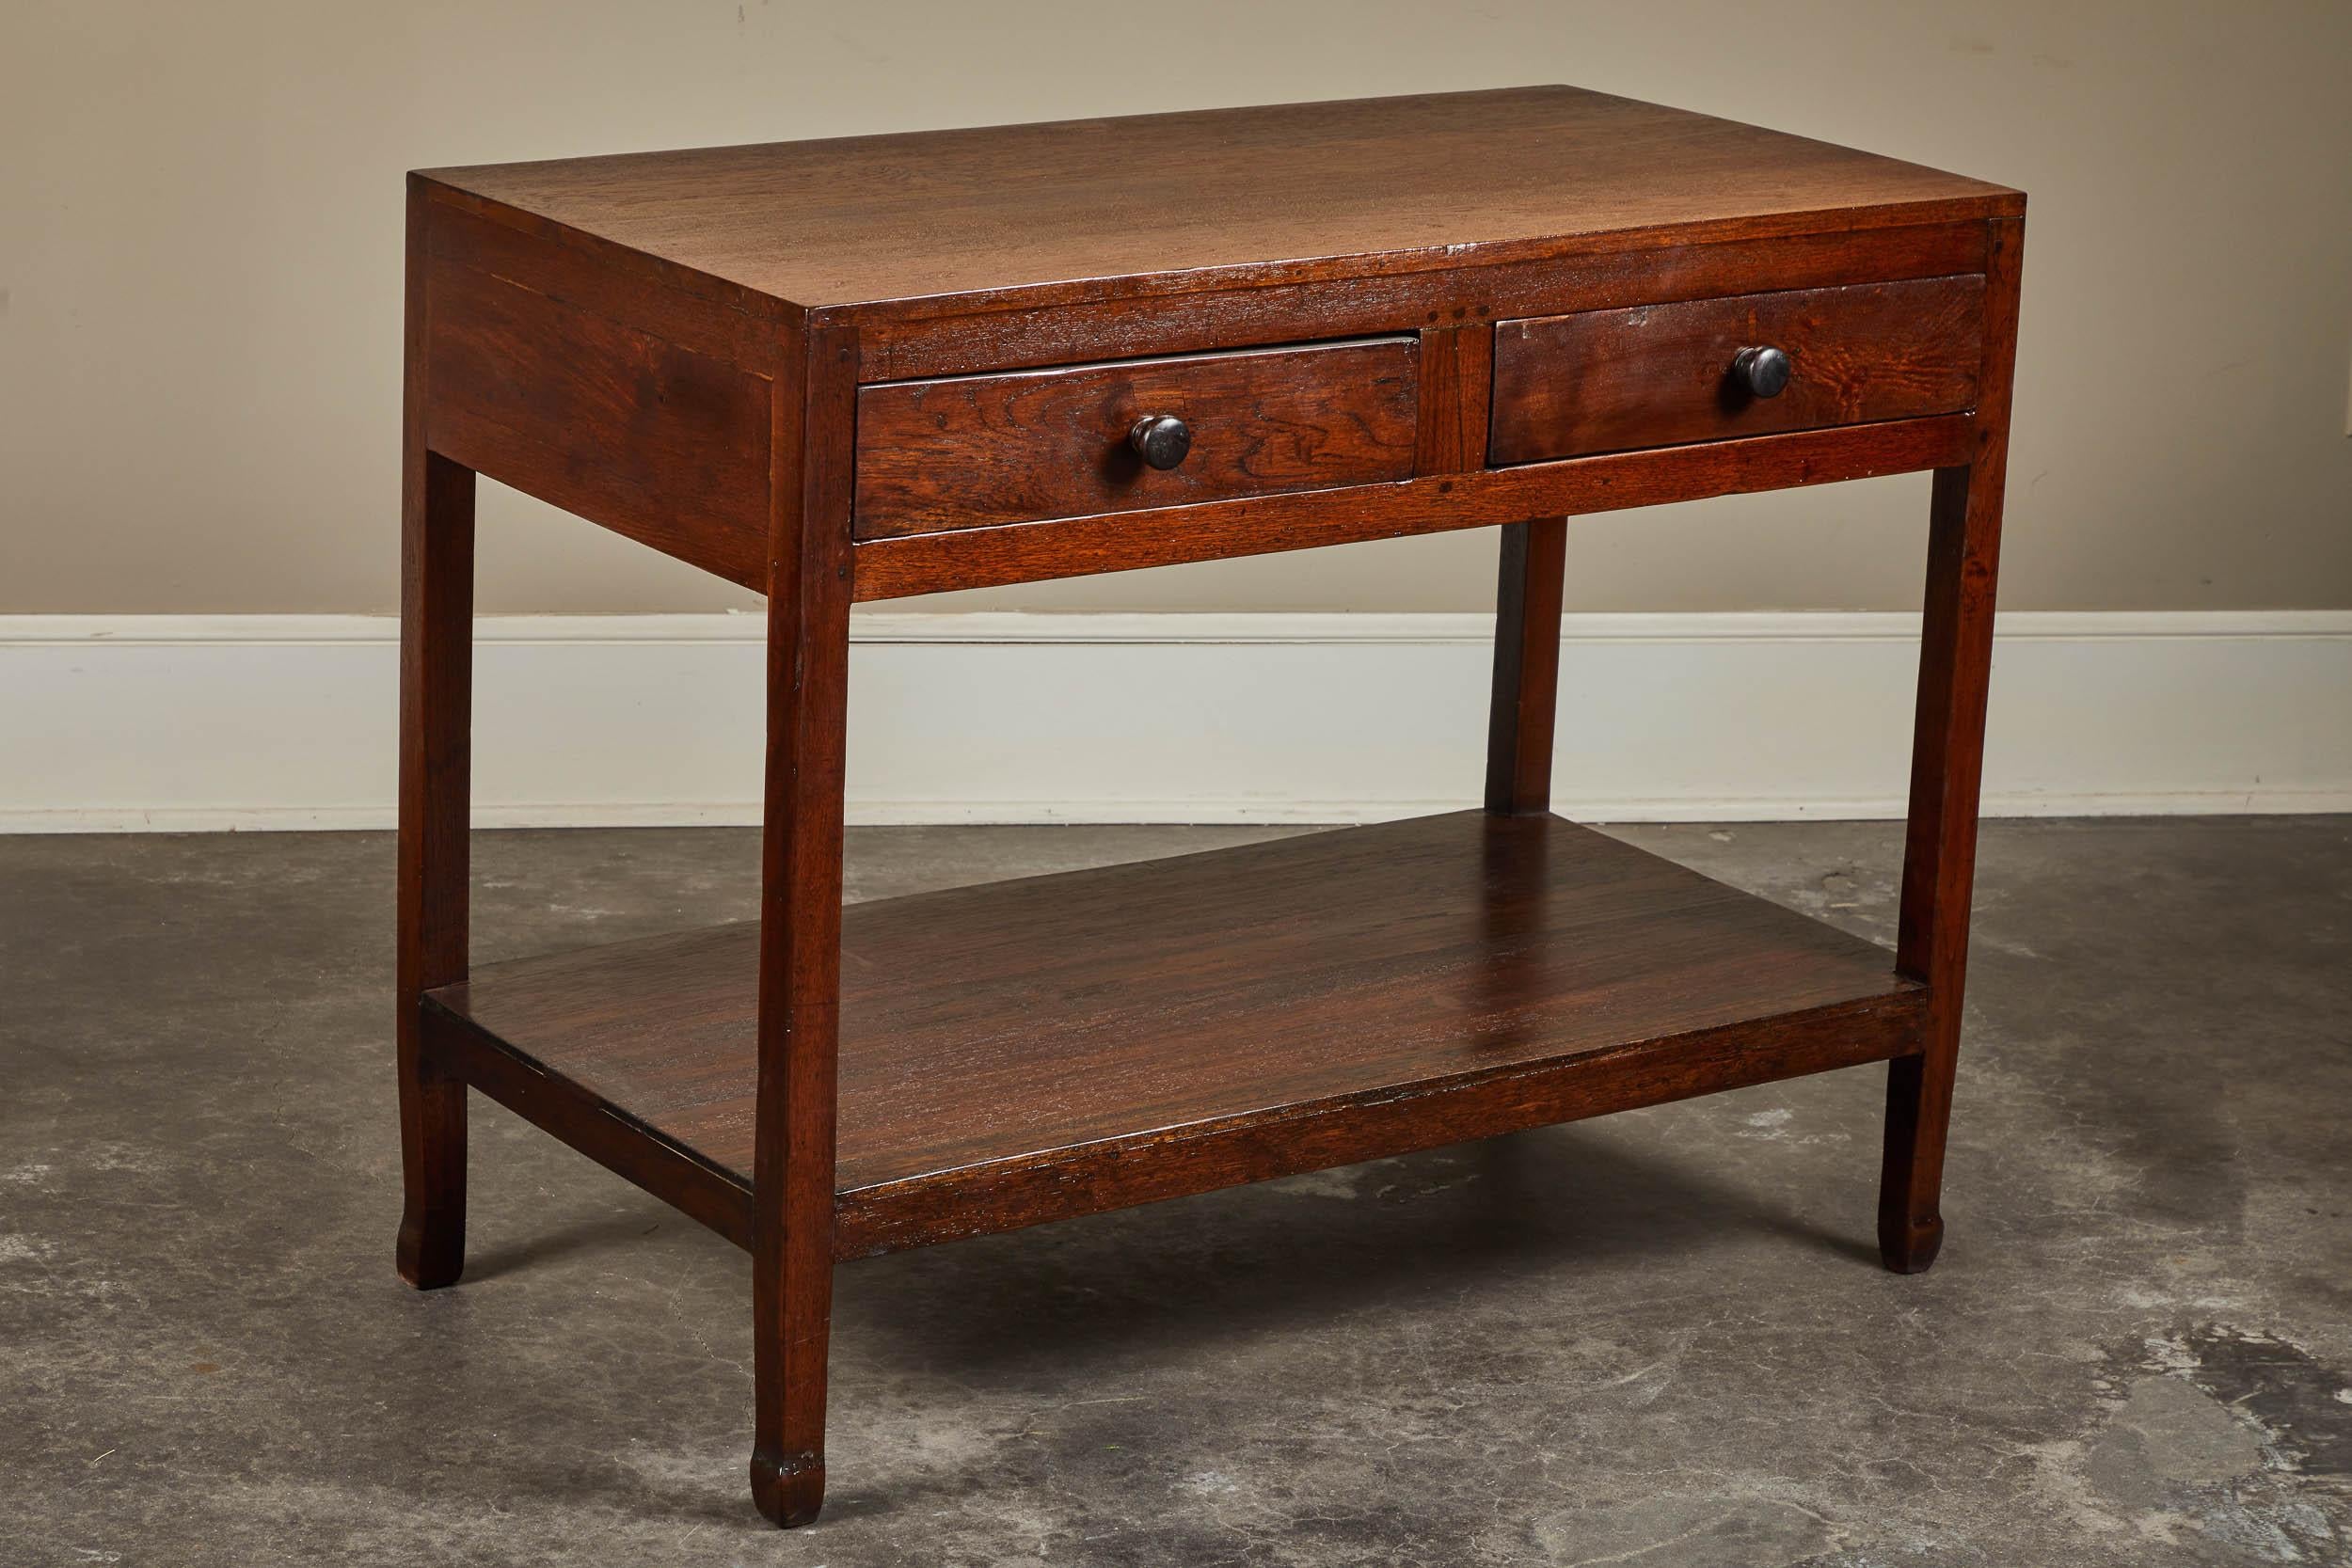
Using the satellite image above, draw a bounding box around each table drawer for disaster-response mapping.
[852,337,1420,539]
[1488,276,1985,466]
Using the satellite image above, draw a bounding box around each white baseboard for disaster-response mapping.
[3,610,2346,831]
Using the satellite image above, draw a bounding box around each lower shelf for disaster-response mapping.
[424,811,1926,1257]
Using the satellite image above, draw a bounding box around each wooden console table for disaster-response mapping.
[395,87,2023,1526]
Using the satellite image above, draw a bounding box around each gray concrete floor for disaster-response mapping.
[5,817,2351,1566]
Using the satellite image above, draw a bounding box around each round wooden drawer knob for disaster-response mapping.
[1128,413,1193,470]
[1731,345,1793,399]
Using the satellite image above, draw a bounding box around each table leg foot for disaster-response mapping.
[750,1450,826,1528]
[1877,1053,1949,1275]
[1878,1212,1945,1275]
[394,1069,466,1290]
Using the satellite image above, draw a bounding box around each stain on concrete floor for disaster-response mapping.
[2061,1325,2352,1561]
[3,816,2349,1566]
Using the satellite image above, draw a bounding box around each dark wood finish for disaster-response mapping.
[1486,520,1569,812]
[394,178,475,1292]
[1883,217,2025,1275]
[852,338,1419,539]
[850,414,1976,601]
[1416,324,1495,474]
[395,90,2024,1527]
[1490,275,1987,464]
[423,997,753,1245]
[421,239,772,592]
[426,813,1926,1252]
[404,178,1985,600]
[748,320,859,1528]
[409,88,2023,594]
[421,87,2018,315]
[423,195,780,363]
[858,220,1989,384]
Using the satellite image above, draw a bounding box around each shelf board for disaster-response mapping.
[424,812,1926,1257]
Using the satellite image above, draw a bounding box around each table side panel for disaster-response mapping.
[417,197,775,592]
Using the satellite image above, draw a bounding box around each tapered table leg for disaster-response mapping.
[750,320,857,1527]
[1486,517,1569,816]
[395,179,475,1291]
[1882,216,2023,1274]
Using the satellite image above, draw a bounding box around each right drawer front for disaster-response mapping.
[1488,275,1987,466]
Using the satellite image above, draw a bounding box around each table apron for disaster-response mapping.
[849,219,1991,383]
[849,412,1978,601]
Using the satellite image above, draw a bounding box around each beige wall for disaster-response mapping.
[6,1,2349,615]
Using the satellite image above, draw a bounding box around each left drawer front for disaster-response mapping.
[853,338,1420,540]
[1489,276,1986,466]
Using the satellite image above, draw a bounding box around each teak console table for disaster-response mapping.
[395,87,2024,1526]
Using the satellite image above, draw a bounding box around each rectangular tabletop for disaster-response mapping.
[420,86,2023,310]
